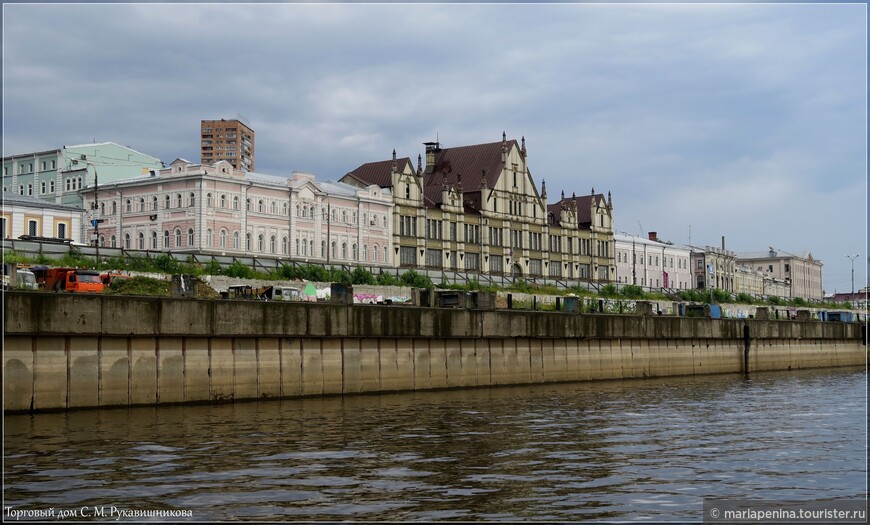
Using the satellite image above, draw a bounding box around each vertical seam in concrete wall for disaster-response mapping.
[127,337,132,408]
[30,336,36,412]
[97,335,102,407]
[155,338,161,405]
[181,337,187,402]
[340,337,346,394]
[255,338,260,398]
[65,336,70,410]
[278,337,284,398]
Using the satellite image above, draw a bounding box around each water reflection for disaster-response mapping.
[5,367,866,521]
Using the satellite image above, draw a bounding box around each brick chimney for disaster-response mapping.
[648,231,658,242]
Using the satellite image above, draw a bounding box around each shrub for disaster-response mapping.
[620,284,645,299]
[103,276,170,296]
[351,267,376,285]
[376,271,400,286]
[225,260,255,279]
[400,269,433,288]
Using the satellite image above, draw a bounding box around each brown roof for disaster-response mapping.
[422,139,519,208]
[549,193,607,228]
[344,157,414,188]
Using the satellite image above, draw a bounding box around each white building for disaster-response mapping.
[1,189,84,243]
[614,232,692,290]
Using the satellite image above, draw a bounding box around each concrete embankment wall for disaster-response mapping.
[3,293,866,412]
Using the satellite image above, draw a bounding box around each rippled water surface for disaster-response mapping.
[4,367,866,521]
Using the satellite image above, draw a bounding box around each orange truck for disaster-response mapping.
[42,268,104,293]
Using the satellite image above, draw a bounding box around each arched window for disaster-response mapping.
[246,232,251,251]
[151,231,158,249]
[258,200,264,213]
[234,231,240,250]
[352,212,357,224]
[362,244,368,261]
[341,242,347,259]
[176,193,182,208]
[342,211,347,223]
[282,236,288,255]
[309,239,314,256]
[110,235,116,248]
[352,243,358,260]
[152,196,158,210]
[100,202,106,215]
[282,203,288,216]
[258,234,265,252]
[301,238,308,256]
[190,192,195,207]
[295,238,300,255]
[383,216,387,228]
[205,229,212,247]
[174,228,182,247]
[332,209,337,222]
[124,233,131,249]
[373,244,380,263]
[363,213,367,225]
[163,230,170,248]
[233,196,239,210]
[220,229,227,248]
[271,201,277,214]
[246,198,251,211]
[138,232,145,250]
[207,193,213,207]
[125,199,132,212]
[188,228,194,246]
[298,205,303,218]
[321,240,326,257]
[99,235,105,247]
[331,241,336,258]
[165,195,170,209]
[309,205,315,217]
[218,194,224,208]
[139,198,145,212]
[270,235,276,254]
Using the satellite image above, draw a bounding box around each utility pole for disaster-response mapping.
[846,254,859,294]
[73,159,101,267]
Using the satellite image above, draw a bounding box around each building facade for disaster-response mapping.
[80,159,392,266]
[342,133,615,281]
[737,249,824,300]
[689,243,737,293]
[614,232,692,290]
[2,143,164,207]
[201,118,255,172]
[1,189,84,243]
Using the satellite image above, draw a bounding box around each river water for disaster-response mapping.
[4,367,866,521]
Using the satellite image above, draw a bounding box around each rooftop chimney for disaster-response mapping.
[648,231,657,242]
[423,141,439,174]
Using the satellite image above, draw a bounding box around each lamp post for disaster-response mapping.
[72,159,100,267]
[845,254,859,294]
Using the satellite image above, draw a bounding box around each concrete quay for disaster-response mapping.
[3,292,866,412]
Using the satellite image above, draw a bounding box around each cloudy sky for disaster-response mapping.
[3,2,866,294]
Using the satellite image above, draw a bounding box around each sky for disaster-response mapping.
[2,2,867,295]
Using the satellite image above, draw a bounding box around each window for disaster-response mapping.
[405,184,410,199]
[271,201,277,215]
[174,229,182,247]
[362,244,368,261]
[163,230,170,248]
[373,244,380,263]
[138,232,145,250]
[165,195,171,209]
[151,231,158,249]
[220,229,227,248]
[51,160,56,169]
[282,203,288,216]
[50,180,55,192]
[19,185,23,195]
[295,238,300,255]
[258,234,265,252]
[190,192,195,207]
[139,198,145,212]
[126,199,132,212]
[188,228,194,246]
[205,229,213,247]
[110,235,116,248]
[124,234,131,249]
[321,240,326,257]
[341,242,347,259]
[233,231,240,250]
[153,197,158,211]
[57,223,67,239]
[27,220,38,236]
[270,235,276,254]
[207,193,213,207]
[282,236,288,255]
[98,235,105,247]
[258,200,264,213]
[27,183,32,196]
[233,196,239,210]
[352,243,358,260]
[176,193,182,207]
[40,182,46,194]
[246,233,252,251]
[342,211,348,223]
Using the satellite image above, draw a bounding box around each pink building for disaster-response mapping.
[82,159,393,266]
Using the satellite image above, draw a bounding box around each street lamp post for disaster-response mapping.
[73,159,100,267]
[845,254,859,294]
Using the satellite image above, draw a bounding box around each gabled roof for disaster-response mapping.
[345,157,414,188]
[549,193,607,228]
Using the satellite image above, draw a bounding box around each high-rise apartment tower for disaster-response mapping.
[200,118,254,172]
